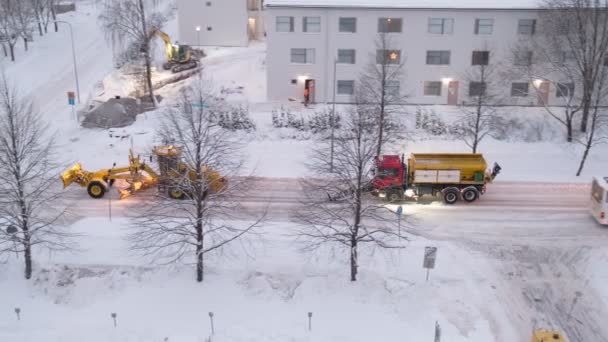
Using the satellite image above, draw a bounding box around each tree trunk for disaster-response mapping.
[9,44,15,62]
[138,0,156,107]
[376,109,385,157]
[566,117,573,143]
[23,37,28,51]
[52,8,58,32]
[580,95,591,133]
[350,242,358,281]
[144,53,155,106]
[196,224,203,282]
[576,142,591,177]
[2,43,7,57]
[24,238,32,279]
[38,21,43,36]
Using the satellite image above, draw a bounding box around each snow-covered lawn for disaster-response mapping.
[1,218,508,342]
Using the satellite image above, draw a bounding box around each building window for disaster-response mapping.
[207,26,212,31]
[291,48,315,64]
[426,50,450,65]
[339,17,357,33]
[469,82,486,96]
[378,18,402,33]
[424,81,442,96]
[428,18,454,34]
[475,19,494,34]
[514,51,533,66]
[276,16,294,32]
[376,49,401,64]
[337,80,355,95]
[337,49,356,64]
[518,19,536,35]
[556,83,575,97]
[206,1,211,6]
[603,56,608,66]
[386,81,400,96]
[472,51,490,65]
[303,17,321,33]
[511,82,529,97]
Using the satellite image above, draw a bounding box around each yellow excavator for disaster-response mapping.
[151,29,199,73]
[61,146,226,200]
[532,330,566,342]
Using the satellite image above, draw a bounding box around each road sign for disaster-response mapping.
[396,206,403,217]
[424,246,438,269]
[67,91,76,106]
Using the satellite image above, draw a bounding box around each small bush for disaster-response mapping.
[272,107,341,133]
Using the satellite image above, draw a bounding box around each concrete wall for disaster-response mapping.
[266,7,558,105]
[177,0,249,47]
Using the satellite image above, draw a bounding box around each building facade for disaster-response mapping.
[265,0,569,106]
[177,0,264,47]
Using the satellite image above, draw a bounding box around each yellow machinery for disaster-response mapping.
[151,29,199,73]
[61,146,226,200]
[532,330,566,342]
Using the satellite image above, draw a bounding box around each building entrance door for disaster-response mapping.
[447,81,459,105]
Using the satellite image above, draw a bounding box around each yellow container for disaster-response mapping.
[408,153,489,185]
[532,330,566,342]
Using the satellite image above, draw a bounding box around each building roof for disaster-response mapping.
[265,0,541,10]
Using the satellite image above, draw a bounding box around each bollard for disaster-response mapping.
[209,312,215,335]
[308,312,313,331]
[111,312,117,327]
[14,307,21,321]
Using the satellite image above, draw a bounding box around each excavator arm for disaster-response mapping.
[150,28,174,61]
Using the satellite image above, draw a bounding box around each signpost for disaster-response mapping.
[423,246,438,281]
[434,321,441,342]
[191,103,209,109]
[67,91,76,121]
[396,206,403,256]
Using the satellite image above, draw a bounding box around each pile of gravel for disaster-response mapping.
[81,97,145,129]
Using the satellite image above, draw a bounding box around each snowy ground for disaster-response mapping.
[1,1,608,342]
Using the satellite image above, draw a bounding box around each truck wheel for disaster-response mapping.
[387,191,402,202]
[87,181,106,199]
[442,188,459,205]
[462,187,479,203]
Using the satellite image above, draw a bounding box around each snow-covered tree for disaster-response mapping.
[99,0,167,107]
[358,32,408,156]
[0,0,22,61]
[0,73,72,279]
[128,77,264,282]
[296,105,408,282]
[454,51,504,153]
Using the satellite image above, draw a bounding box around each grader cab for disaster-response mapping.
[60,146,227,200]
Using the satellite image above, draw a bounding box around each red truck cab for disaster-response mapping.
[372,155,406,193]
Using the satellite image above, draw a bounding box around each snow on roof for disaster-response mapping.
[265,0,541,10]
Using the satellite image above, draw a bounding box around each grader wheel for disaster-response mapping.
[87,181,106,199]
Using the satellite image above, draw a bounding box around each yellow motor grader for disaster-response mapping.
[61,146,227,200]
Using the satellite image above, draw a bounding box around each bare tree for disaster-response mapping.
[29,0,46,37]
[295,105,408,282]
[129,77,264,282]
[13,0,34,51]
[575,58,608,175]
[455,52,504,153]
[0,73,72,279]
[99,0,166,106]
[530,0,608,134]
[0,0,21,61]
[358,32,407,157]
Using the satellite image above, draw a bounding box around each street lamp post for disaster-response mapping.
[54,20,81,104]
[195,26,201,47]
[330,58,337,172]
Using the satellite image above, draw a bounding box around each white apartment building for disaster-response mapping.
[177,0,264,47]
[265,0,568,106]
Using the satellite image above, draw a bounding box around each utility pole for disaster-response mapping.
[196,26,201,47]
[54,21,81,103]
